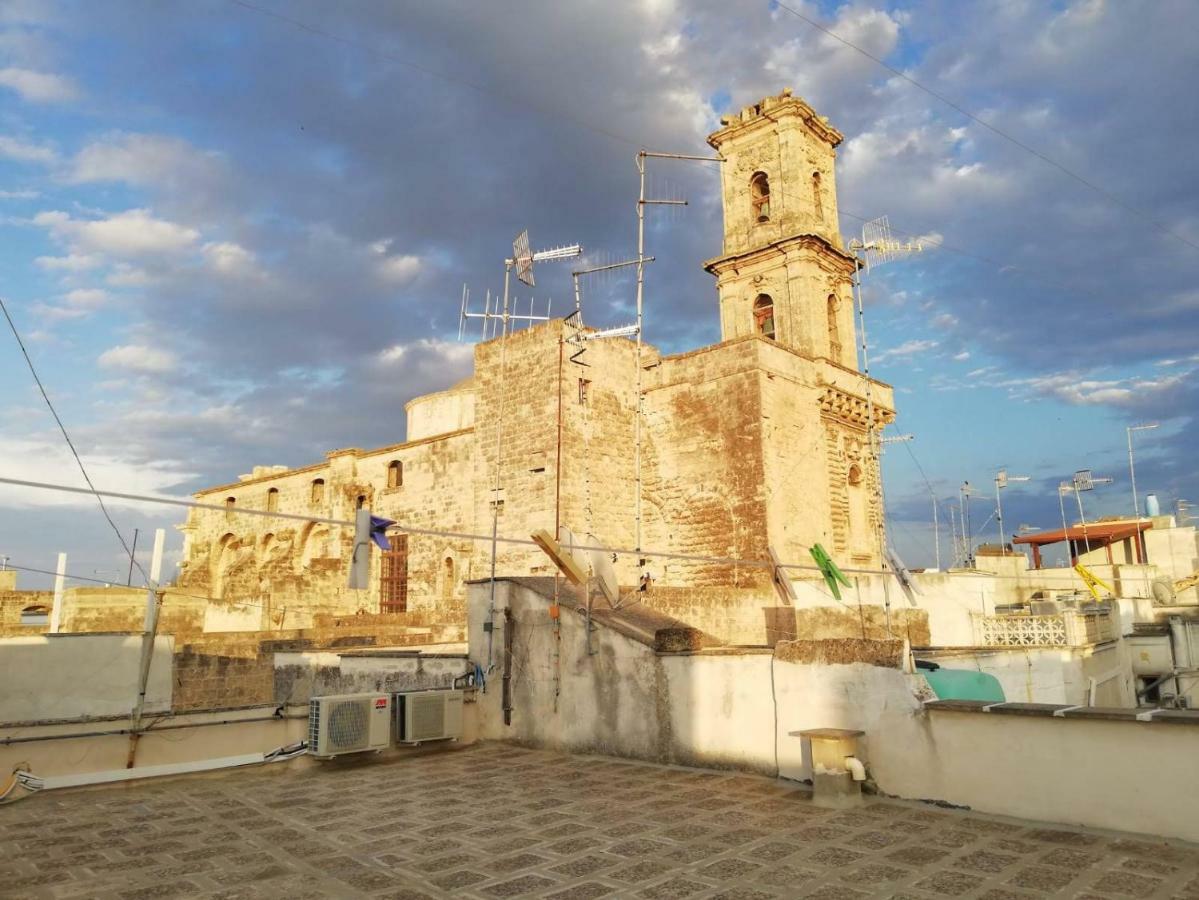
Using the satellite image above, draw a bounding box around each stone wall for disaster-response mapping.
[0,585,51,636]
[170,613,467,712]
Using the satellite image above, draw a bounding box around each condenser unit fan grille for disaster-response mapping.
[410,695,447,742]
[327,700,370,750]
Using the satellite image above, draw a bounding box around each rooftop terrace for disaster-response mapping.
[5,743,1198,899]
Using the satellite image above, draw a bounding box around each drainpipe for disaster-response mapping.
[1168,615,1191,702]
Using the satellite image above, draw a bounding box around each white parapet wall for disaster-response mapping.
[470,578,1199,843]
[0,633,173,723]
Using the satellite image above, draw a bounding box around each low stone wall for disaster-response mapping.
[776,637,903,667]
[0,588,52,636]
[637,583,930,647]
[170,621,468,712]
[273,649,471,706]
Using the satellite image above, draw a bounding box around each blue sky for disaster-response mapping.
[1,0,1197,583]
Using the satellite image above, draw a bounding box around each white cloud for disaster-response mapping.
[0,188,39,199]
[875,339,939,363]
[202,241,263,280]
[376,253,421,284]
[1002,368,1194,409]
[376,338,473,369]
[98,344,179,375]
[70,133,224,189]
[62,288,109,308]
[106,264,157,287]
[35,208,199,257]
[0,437,194,510]
[35,253,102,271]
[0,135,57,164]
[0,66,79,103]
[953,351,971,361]
[30,301,89,322]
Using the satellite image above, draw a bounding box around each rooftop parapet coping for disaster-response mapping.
[925,699,1199,725]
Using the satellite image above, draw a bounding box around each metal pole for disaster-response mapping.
[948,504,958,567]
[1059,487,1071,565]
[127,529,164,768]
[995,479,1006,557]
[1074,484,1092,557]
[634,151,646,561]
[852,259,885,566]
[126,527,139,586]
[932,493,940,570]
[1127,426,1140,520]
[486,262,513,670]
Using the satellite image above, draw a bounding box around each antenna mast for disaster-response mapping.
[847,216,922,568]
[482,230,580,671]
[633,150,720,564]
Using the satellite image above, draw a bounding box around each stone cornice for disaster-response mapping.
[704,233,857,277]
[819,385,896,429]
[708,93,844,151]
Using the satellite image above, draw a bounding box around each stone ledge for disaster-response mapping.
[924,699,1199,725]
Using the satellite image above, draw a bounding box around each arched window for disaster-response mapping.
[827,294,841,358]
[387,460,402,489]
[753,294,776,340]
[442,556,455,601]
[310,478,325,505]
[750,172,771,223]
[848,463,863,487]
[356,494,366,510]
[266,487,279,513]
[225,496,236,522]
[812,171,824,222]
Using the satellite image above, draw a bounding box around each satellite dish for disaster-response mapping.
[1151,576,1176,605]
[584,533,619,608]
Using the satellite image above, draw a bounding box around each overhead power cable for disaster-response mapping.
[774,1,1199,254]
[0,297,150,586]
[0,475,1071,582]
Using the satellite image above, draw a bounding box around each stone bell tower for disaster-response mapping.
[704,88,858,370]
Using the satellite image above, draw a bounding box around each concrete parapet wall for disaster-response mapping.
[0,634,173,723]
[471,578,1199,843]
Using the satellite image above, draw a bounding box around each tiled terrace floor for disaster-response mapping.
[3,743,1198,899]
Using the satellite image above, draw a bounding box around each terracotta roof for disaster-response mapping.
[1013,521,1152,547]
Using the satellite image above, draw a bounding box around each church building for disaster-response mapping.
[177,90,895,625]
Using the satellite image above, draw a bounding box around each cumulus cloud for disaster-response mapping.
[34,208,199,257]
[70,133,226,191]
[875,339,939,363]
[0,134,57,163]
[98,344,179,375]
[35,252,101,271]
[0,66,78,102]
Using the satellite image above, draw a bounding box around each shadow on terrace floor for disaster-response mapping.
[3,743,1198,899]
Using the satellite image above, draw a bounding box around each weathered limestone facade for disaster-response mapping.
[178,90,894,622]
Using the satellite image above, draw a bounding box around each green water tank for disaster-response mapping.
[922,668,1005,702]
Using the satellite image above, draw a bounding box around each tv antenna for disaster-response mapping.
[483,230,581,671]
[1070,469,1114,557]
[847,215,923,569]
[458,285,552,342]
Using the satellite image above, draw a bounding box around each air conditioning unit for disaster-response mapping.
[309,693,392,758]
[394,690,463,744]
